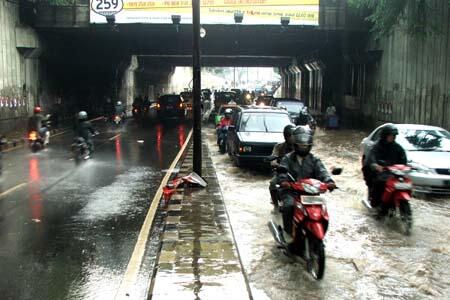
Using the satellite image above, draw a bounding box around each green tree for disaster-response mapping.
[348,0,446,38]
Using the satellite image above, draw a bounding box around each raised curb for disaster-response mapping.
[149,139,252,299]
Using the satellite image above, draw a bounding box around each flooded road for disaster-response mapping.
[205,127,450,300]
[0,120,189,300]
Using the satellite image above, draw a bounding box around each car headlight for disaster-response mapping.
[409,162,436,174]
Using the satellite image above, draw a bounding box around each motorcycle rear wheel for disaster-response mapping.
[219,140,226,154]
[399,201,413,235]
[31,143,39,153]
[307,237,325,280]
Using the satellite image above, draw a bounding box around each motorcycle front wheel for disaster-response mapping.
[307,237,325,280]
[399,201,413,235]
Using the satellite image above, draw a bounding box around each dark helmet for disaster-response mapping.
[283,124,295,141]
[292,126,313,157]
[33,106,41,114]
[380,124,398,140]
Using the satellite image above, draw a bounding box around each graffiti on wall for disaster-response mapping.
[0,86,30,120]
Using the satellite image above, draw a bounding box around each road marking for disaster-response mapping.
[109,133,121,141]
[115,129,193,300]
[0,182,27,198]
[2,145,24,153]
[51,130,68,138]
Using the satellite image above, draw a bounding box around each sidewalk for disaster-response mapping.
[149,141,252,299]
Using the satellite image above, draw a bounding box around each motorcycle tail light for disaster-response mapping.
[29,131,37,141]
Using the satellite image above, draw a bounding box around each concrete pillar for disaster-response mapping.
[1,0,41,132]
[118,55,138,108]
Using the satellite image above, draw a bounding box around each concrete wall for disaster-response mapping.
[0,0,40,133]
[363,0,450,130]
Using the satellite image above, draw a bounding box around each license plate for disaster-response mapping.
[301,196,325,205]
[166,105,173,109]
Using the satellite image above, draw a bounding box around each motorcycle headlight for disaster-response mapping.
[409,162,436,175]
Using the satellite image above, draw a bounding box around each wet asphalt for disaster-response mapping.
[0,118,190,300]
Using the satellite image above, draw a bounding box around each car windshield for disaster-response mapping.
[160,96,180,104]
[240,113,291,132]
[275,101,304,113]
[397,129,450,151]
[217,93,235,100]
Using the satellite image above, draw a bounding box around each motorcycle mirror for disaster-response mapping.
[331,167,343,175]
[264,155,279,163]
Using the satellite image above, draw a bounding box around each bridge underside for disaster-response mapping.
[35,23,364,114]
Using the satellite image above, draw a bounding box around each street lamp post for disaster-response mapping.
[192,0,202,176]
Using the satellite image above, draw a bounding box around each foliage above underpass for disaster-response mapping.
[347,0,448,38]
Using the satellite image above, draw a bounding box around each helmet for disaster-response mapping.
[292,126,313,157]
[78,111,88,120]
[224,108,233,118]
[380,124,398,141]
[283,124,295,141]
[33,106,41,114]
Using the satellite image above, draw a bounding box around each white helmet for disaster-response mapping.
[78,111,87,120]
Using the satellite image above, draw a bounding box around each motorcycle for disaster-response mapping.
[71,137,91,164]
[28,125,50,153]
[267,158,341,280]
[362,164,413,235]
[132,106,141,120]
[217,126,228,154]
[71,132,98,164]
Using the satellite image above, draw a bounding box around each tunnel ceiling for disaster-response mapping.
[39,24,349,67]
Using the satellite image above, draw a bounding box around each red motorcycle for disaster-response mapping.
[363,164,413,234]
[268,166,341,280]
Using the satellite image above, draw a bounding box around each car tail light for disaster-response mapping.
[156,103,161,110]
[179,103,184,109]
[239,146,252,153]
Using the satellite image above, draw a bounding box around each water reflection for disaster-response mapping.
[156,124,164,168]
[178,123,186,148]
[115,137,123,172]
[28,158,43,224]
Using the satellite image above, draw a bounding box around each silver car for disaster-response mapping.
[361,123,450,195]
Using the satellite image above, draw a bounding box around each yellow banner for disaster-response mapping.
[124,0,319,10]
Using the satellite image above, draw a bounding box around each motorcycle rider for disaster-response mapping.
[75,111,97,153]
[278,126,336,236]
[269,124,295,204]
[27,106,50,145]
[363,124,407,214]
[216,108,233,145]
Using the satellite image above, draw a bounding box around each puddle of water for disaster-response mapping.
[204,127,450,300]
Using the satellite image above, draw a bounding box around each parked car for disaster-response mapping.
[270,98,304,123]
[227,105,293,167]
[361,123,450,195]
[156,94,186,119]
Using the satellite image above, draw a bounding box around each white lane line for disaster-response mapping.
[109,133,121,141]
[0,182,27,198]
[115,129,193,300]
